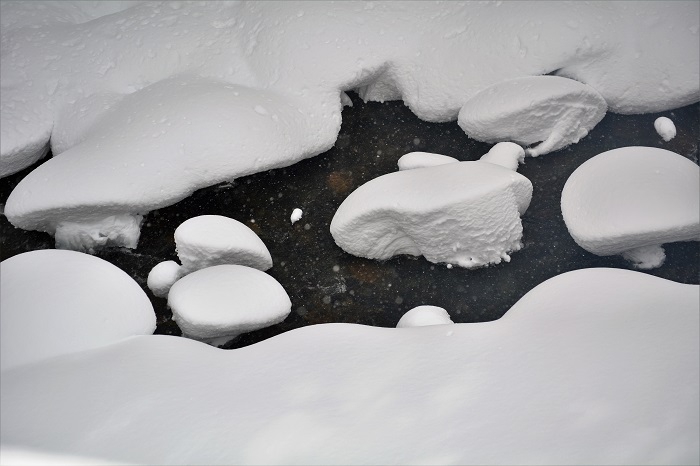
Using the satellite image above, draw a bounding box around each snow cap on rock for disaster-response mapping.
[397,152,459,171]
[479,142,525,171]
[654,117,676,142]
[147,260,183,298]
[397,306,454,328]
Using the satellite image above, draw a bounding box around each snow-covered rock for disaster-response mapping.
[290,208,303,225]
[147,260,183,299]
[1,268,697,464]
[561,146,700,269]
[479,142,525,171]
[167,265,291,345]
[397,152,459,171]
[654,116,677,141]
[396,306,454,328]
[0,249,155,372]
[175,215,273,274]
[330,161,532,268]
[2,2,699,249]
[459,76,608,156]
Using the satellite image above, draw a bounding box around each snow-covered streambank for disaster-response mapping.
[2,1,698,250]
[1,268,697,464]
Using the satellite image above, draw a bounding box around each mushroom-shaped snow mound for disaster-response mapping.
[397,306,454,328]
[397,152,459,171]
[330,161,532,268]
[561,146,700,269]
[175,215,273,274]
[168,265,291,345]
[0,249,155,371]
[458,76,607,157]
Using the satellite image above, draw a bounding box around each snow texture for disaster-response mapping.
[290,208,303,225]
[397,152,459,171]
[2,1,699,249]
[654,116,677,141]
[331,161,532,268]
[175,215,273,274]
[396,306,454,328]
[1,268,697,464]
[479,142,525,171]
[146,260,182,299]
[459,76,608,156]
[561,146,700,268]
[0,249,155,372]
[167,265,291,345]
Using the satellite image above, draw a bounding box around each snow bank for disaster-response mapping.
[397,152,459,171]
[459,76,607,156]
[0,249,155,372]
[331,161,532,268]
[168,265,291,345]
[396,306,454,328]
[654,116,677,141]
[147,260,182,299]
[2,1,698,249]
[2,268,697,464]
[175,215,273,274]
[561,146,699,268]
[479,142,525,171]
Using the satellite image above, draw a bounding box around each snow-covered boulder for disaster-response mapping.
[168,265,291,345]
[147,260,183,299]
[479,142,525,171]
[561,146,700,269]
[654,117,677,142]
[397,152,459,171]
[0,249,155,372]
[458,76,607,156]
[397,306,454,328]
[175,215,273,274]
[330,161,532,268]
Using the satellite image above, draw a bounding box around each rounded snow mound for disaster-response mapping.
[330,161,532,268]
[397,306,454,328]
[397,152,459,171]
[175,215,273,274]
[147,260,183,298]
[654,117,677,142]
[561,146,699,269]
[458,76,607,156]
[0,249,155,371]
[168,265,291,346]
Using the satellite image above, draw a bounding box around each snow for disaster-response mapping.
[1,268,697,464]
[654,116,677,141]
[561,146,700,268]
[397,152,459,171]
[330,161,532,268]
[458,76,608,157]
[0,249,155,372]
[146,260,182,299]
[290,208,303,225]
[2,1,698,249]
[175,215,273,274]
[479,142,525,171]
[167,265,291,345]
[396,306,454,328]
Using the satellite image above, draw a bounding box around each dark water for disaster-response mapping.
[1,94,698,349]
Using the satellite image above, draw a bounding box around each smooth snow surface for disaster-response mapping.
[331,161,532,268]
[459,76,607,156]
[397,152,459,171]
[2,1,699,249]
[396,306,454,328]
[1,269,697,465]
[168,265,291,344]
[479,142,525,171]
[0,249,155,372]
[561,146,700,268]
[175,215,272,274]
[290,208,303,225]
[146,260,182,298]
[654,116,677,141]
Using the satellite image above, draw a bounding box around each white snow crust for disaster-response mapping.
[396,306,454,328]
[330,161,532,268]
[0,249,155,372]
[146,260,182,298]
[479,142,525,171]
[397,152,459,171]
[1,268,697,465]
[167,265,291,344]
[2,1,699,249]
[561,146,700,268]
[654,116,677,141]
[175,215,273,274]
[290,208,303,225]
[459,76,608,156]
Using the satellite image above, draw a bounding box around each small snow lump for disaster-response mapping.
[147,260,183,298]
[654,117,676,142]
[397,306,454,328]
